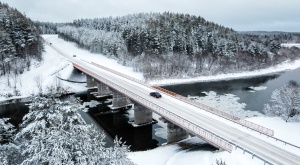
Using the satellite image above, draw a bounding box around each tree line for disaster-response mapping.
[37,12,300,80]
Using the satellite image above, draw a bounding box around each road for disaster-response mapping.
[46,38,300,165]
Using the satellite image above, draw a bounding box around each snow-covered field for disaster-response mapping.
[1,35,300,165]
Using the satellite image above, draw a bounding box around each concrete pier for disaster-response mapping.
[111,89,130,109]
[97,82,111,97]
[133,103,153,125]
[86,75,98,88]
[167,122,188,143]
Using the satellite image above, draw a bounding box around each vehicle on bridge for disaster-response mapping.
[150,92,162,98]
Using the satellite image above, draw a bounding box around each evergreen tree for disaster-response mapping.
[12,96,133,165]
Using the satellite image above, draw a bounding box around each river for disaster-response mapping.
[163,67,300,115]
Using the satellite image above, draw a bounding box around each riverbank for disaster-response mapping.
[149,59,300,86]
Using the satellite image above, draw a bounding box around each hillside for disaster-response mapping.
[0,2,43,94]
[40,12,300,80]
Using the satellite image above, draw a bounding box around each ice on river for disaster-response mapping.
[247,86,267,92]
[188,91,263,118]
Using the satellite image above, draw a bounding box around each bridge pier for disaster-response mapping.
[86,75,97,88]
[111,89,131,109]
[97,82,112,97]
[133,102,153,125]
[167,122,189,143]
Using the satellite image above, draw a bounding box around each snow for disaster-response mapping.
[281,43,300,48]
[247,86,267,93]
[82,100,100,108]
[128,136,263,165]
[0,36,86,101]
[248,86,267,91]
[1,35,300,164]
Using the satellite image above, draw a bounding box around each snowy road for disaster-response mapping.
[45,36,300,165]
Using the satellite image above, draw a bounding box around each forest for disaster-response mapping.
[37,12,300,80]
[0,2,43,94]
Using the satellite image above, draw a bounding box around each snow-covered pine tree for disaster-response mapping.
[0,118,15,143]
[0,118,21,165]
[14,96,133,165]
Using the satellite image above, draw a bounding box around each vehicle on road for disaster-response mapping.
[150,92,162,98]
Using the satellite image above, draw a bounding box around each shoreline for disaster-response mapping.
[148,59,300,86]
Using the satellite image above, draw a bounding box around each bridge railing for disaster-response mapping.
[90,61,274,137]
[175,94,274,137]
[91,62,152,87]
[74,63,233,153]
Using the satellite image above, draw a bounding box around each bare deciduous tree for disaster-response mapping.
[34,75,44,95]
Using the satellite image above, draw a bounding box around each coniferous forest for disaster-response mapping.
[0,2,43,90]
[37,12,300,80]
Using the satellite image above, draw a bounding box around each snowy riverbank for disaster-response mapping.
[149,58,300,86]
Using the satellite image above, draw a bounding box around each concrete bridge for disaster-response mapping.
[46,39,300,165]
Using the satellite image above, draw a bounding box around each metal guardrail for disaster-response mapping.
[90,62,274,137]
[73,63,233,152]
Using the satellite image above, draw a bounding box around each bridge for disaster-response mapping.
[46,38,300,165]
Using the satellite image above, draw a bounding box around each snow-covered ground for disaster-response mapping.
[128,115,300,165]
[281,43,300,48]
[1,35,300,164]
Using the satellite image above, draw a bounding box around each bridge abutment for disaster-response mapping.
[167,122,189,143]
